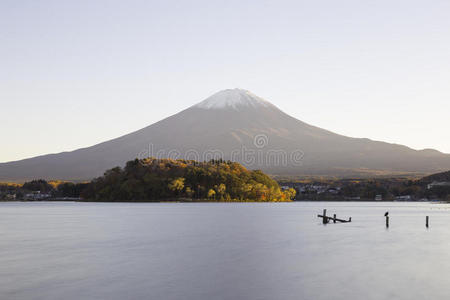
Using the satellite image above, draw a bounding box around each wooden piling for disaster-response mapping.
[386,216,389,228]
[426,216,429,228]
[318,211,351,224]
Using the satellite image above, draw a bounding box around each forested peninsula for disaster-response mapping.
[81,158,296,202]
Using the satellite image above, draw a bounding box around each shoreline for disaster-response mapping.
[1,199,447,204]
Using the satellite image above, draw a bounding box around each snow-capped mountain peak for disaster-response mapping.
[195,88,273,110]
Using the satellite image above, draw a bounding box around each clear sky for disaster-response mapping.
[1,0,449,163]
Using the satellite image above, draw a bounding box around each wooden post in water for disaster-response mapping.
[426,216,429,228]
[385,216,389,228]
[322,209,327,224]
[318,210,351,224]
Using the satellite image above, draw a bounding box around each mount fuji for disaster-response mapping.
[1,88,449,181]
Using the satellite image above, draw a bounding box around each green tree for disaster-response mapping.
[22,179,54,193]
[185,186,194,198]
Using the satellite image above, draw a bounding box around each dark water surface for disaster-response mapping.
[1,201,450,300]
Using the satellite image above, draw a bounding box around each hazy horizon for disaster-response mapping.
[2,0,450,163]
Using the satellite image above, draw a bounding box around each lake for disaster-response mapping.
[1,201,450,300]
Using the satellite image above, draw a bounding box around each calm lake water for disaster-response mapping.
[1,201,450,300]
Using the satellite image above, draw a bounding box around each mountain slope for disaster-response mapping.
[1,88,450,181]
[421,170,450,183]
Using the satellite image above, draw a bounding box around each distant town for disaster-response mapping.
[278,170,450,201]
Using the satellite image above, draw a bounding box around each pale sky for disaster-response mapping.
[1,0,449,163]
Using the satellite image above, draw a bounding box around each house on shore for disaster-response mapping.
[24,191,51,200]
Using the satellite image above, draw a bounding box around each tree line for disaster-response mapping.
[0,179,88,200]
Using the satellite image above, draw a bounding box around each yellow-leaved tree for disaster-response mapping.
[216,183,226,200]
[207,189,216,199]
[283,188,297,201]
[168,177,185,196]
